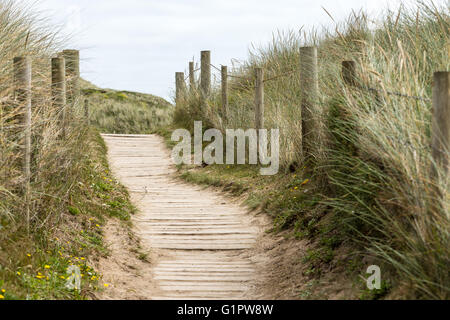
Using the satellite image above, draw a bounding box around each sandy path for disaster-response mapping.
[101,134,269,300]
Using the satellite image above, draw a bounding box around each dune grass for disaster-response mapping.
[0,1,135,299]
[83,83,173,134]
[172,1,449,299]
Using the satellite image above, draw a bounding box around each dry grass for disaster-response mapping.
[0,1,135,299]
[83,84,173,134]
[173,1,449,299]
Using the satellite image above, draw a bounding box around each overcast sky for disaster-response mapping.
[29,0,428,102]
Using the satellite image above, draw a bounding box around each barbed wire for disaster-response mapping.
[360,85,431,102]
[209,63,251,81]
[227,74,252,80]
[209,63,222,73]
[263,68,298,83]
[212,63,299,83]
[186,62,431,103]
[185,68,201,81]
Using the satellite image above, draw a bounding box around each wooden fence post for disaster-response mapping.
[201,50,211,97]
[61,49,80,104]
[14,56,32,232]
[432,71,450,174]
[14,57,32,180]
[255,67,264,131]
[51,57,66,137]
[221,65,228,122]
[84,98,90,125]
[189,61,195,91]
[342,61,357,86]
[175,72,186,105]
[300,46,319,160]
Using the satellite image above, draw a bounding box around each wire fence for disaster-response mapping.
[360,85,431,102]
[176,56,442,165]
[184,68,201,81]
[175,55,448,174]
[202,62,432,103]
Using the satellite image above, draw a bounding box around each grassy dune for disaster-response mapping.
[82,81,173,134]
[0,1,136,299]
[0,0,447,301]
[171,1,449,299]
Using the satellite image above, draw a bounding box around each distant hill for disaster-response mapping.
[81,80,173,134]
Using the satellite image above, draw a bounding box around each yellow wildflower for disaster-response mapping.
[44,265,51,269]
[60,276,65,280]
[104,283,109,288]
[16,272,21,276]
[0,295,4,299]
[1,289,5,293]
[301,179,310,186]
[27,254,31,257]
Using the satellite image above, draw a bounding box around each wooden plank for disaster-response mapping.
[102,134,262,299]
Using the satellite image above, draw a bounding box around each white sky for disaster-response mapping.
[28,0,432,102]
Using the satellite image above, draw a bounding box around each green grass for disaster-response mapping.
[0,1,137,299]
[169,1,449,300]
[167,162,399,299]
[83,83,174,134]
[0,128,136,300]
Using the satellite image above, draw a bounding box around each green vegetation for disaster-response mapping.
[0,125,136,300]
[0,1,135,299]
[83,81,173,134]
[169,1,449,300]
[1,0,446,301]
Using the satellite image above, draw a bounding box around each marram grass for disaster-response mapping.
[174,1,449,299]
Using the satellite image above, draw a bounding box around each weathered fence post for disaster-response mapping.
[175,72,186,105]
[201,50,211,97]
[342,61,357,86]
[51,57,66,137]
[61,49,80,104]
[84,98,90,125]
[432,71,450,175]
[14,57,32,180]
[300,46,319,160]
[14,56,32,232]
[255,68,264,131]
[221,65,228,122]
[189,61,195,91]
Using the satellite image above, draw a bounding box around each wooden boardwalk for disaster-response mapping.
[102,134,262,300]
